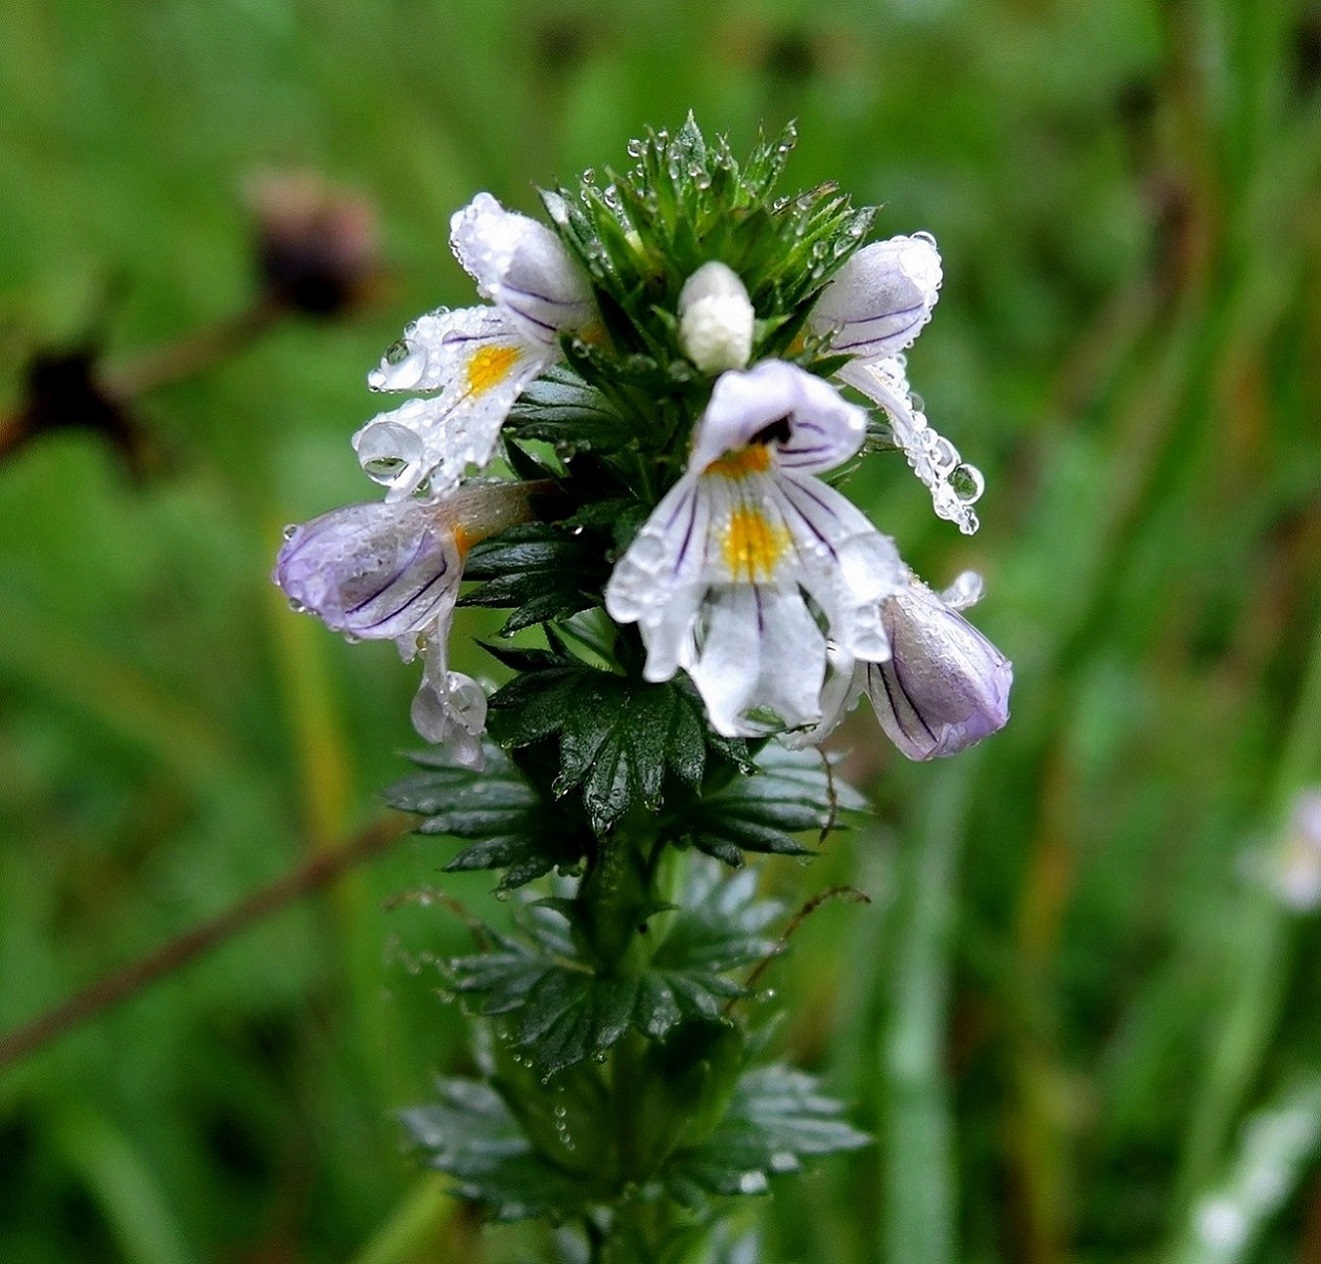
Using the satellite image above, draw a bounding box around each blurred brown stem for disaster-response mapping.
[0,411,24,461]
[103,294,284,398]
[0,815,405,1071]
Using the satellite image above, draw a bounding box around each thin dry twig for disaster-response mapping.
[0,816,407,1072]
[730,883,872,1012]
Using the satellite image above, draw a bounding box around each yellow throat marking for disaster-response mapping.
[465,344,522,397]
[703,443,773,479]
[721,505,790,583]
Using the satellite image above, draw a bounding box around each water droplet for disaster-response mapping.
[287,598,307,614]
[626,138,645,158]
[281,523,298,540]
[738,1170,769,1194]
[368,342,428,392]
[581,167,597,185]
[495,889,510,902]
[949,463,985,503]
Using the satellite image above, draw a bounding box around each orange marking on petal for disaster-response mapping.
[452,525,477,560]
[721,506,790,582]
[703,444,773,479]
[465,344,522,397]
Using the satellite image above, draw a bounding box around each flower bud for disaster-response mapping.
[865,577,1011,760]
[450,192,595,346]
[274,499,464,642]
[809,233,942,361]
[677,261,755,374]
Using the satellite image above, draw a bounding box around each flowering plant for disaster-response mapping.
[275,118,1009,1262]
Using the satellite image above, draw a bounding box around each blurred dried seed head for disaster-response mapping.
[245,170,384,318]
[1,345,157,477]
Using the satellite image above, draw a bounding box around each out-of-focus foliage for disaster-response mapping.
[1,1,1320,1262]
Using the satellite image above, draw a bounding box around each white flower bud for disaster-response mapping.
[677,261,755,374]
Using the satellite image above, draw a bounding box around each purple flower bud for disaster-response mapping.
[864,579,1011,760]
[274,500,462,643]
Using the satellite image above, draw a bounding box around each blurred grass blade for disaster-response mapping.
[53,1106,191,1264]
[348,1173,459,1264]
[881,759,974,1264]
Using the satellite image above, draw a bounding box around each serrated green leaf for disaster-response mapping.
[386,745,588,889]
[401,1080,584,1222]
[505,365,630,455]
[460,523,605,634]
[662,1064,870,1200]
[489,661,712,833]
[682,743,864,865]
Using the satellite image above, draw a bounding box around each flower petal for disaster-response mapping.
[354,307,551,498]
[410,635,487,768]
[809,233,942,361]
[682,584,827,737]
[274,500,462,642]
[450,192,594,346]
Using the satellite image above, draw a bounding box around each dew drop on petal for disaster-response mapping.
[949,463,985,503]
[282,524,298,540]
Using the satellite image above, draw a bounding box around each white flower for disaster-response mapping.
[604,360,906,737]
[801,570,1011,759]
[809,232,985,535]
[678,261,755,374]
[274,483,533,764]
[1263,790,1321,911]
[353,192,595,500]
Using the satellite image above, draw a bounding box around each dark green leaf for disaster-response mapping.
[488,659,712,833]
[460,522,606,634]
[401,1080,584,1222]
[663,1064,870,1200]
[385,745,587,890]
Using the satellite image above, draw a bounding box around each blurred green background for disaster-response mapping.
[3,0,1321,1260]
